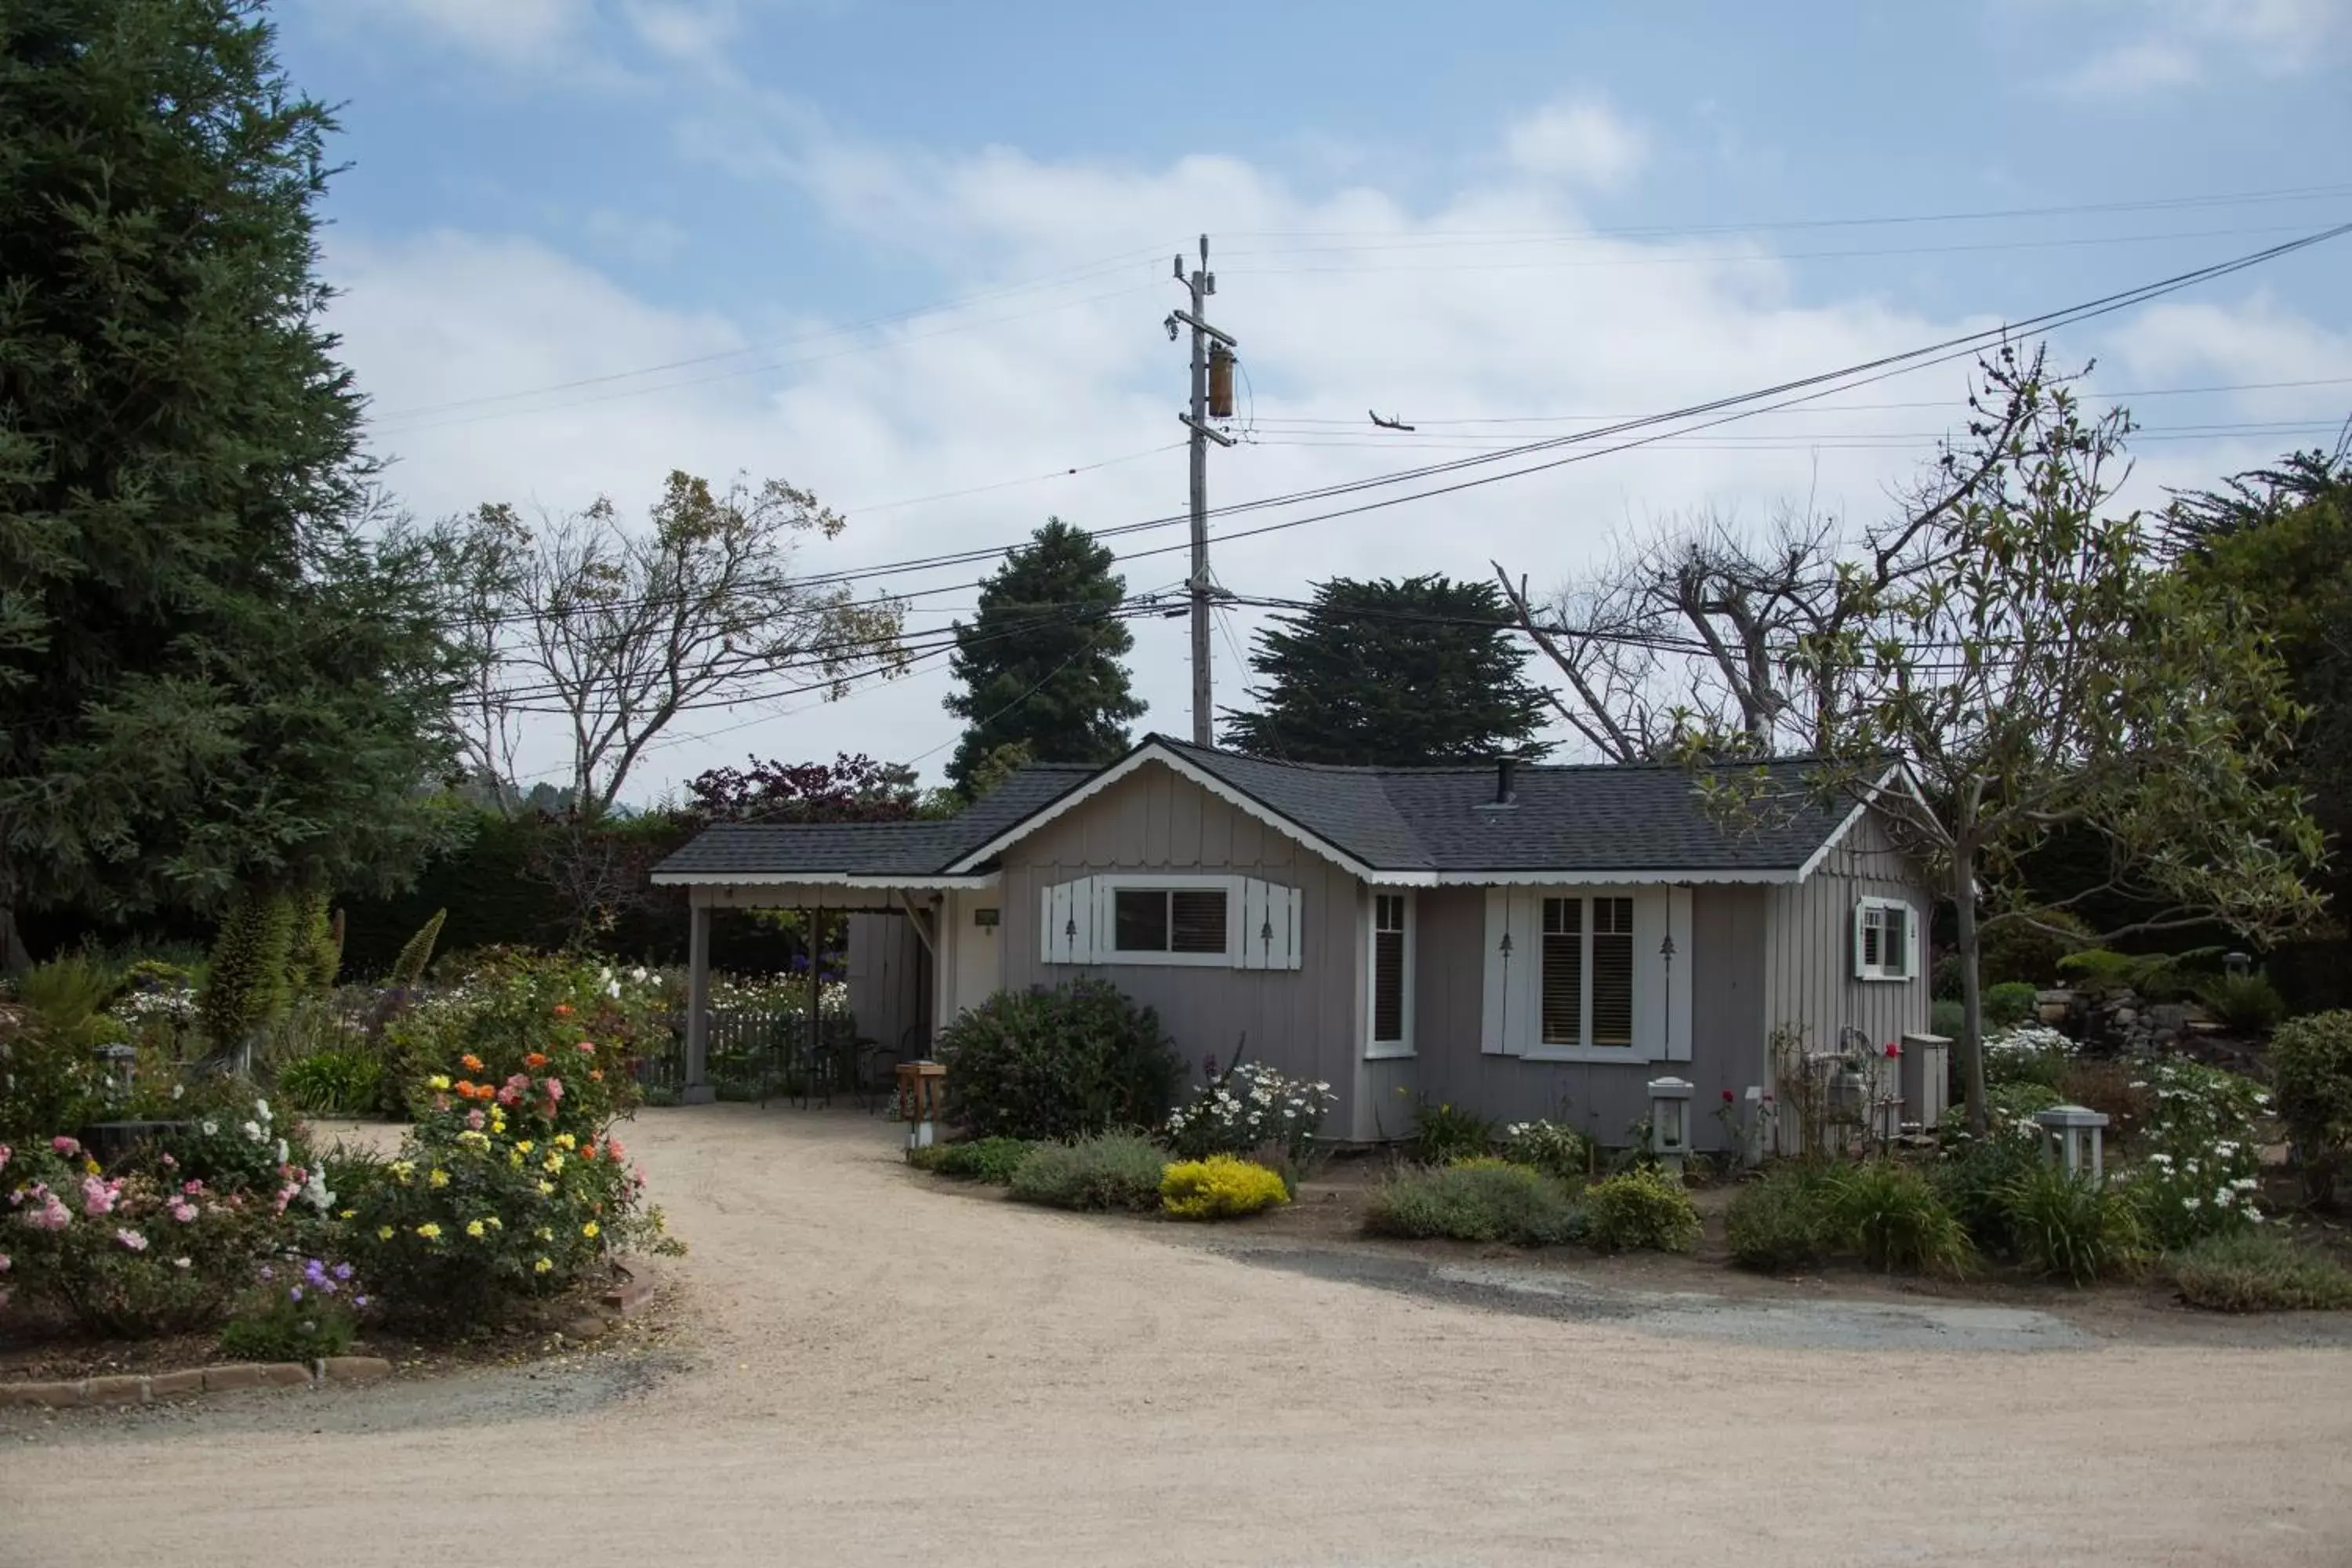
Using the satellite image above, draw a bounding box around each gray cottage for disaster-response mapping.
[649,735,1936,1152]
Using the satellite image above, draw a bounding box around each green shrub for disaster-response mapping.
[1006,1131,1168,1212]
[2196,972,2285,1036]
[377,950,659,1125]
[218,1256,360,1361]
[1406,1094,1497,1165]
[1584,1167,1702,1254]
[199,890,296,1051]
[1934,1135,2041,1253]
[1983,981,2042,1031]
[0,1012,111,1145]
[387,909,447,987]
[908,1137,1034,1184]
[1498,1118,1595,1182]
[937,981,1182,1142]
[1725,1167,1838,1271]
[1977,909,2094,987]
[2272,1010,2352,1205]
[277,1050,387,1118]
[1931,998,1965,1040]
[2001,1163,2145,1285]
[1940,1080,2063,1149]
[1825,1161,1974,1276]
[1160,1155,1290,1220]
[6,951,122,1047]
[1163,1061,1335,1178]
[1364,1159,1586,1246]
[2169,1232,2352,1312]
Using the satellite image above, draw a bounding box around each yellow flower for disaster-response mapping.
[485,1216,503,1230]
[532,1257,553,1275]
[427,1168,450,1189]
[457,1131,489,1149]
[553,1133,577,1150]
[542,1152,564,1174]
[465,1220,485,1238]
[581,1221,600,1239]
[339,1208,357,1220]
[535,1226,552,1241]
[377,1225,394,1240]
[416,1222,442,1240]
[536,1180,555,1196]
[515,1139,534,1155]
[426,1075,451,1091]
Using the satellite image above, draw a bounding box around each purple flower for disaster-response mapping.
[332,1262,354,1282]
[354,1294,371,1309]
[289,1284,303,1301]
[257,1264,274,1281]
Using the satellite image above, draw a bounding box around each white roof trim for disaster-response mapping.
[652,871,999,890]
[941,742,1385,880]
[1792,760,1922,884]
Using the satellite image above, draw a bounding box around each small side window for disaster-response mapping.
[1854,898,1915,982]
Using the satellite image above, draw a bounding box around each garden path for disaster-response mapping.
[5,1105,2349,1566]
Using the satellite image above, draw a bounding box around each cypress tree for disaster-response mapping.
[0,0,465,967]
[943,519,1144,793]
[1223,575,1553,764]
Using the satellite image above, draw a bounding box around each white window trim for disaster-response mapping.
[1521,893,1638,1061]
[1364,889,1415,1060]
[1100,873,1243,967]
[1853,895,1918,983]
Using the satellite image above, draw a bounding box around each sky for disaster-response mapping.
[273,0,2352,801]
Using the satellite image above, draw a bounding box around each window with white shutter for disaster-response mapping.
[1853,897,1918,982]
[1041,875,1299,970]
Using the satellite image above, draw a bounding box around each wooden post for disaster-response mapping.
[683,899,714,1105]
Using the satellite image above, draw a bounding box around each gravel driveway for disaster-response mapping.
[5,1105,2347,1566]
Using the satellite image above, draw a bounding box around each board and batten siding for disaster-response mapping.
[844,912,927,1056]
[996,761,1370,1134]
[1760,805,1933,1120]
[1410,885,1768,1152]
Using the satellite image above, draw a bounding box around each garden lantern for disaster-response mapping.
[2034,1103,2110,1183]
[2224,952,2252,979]
[1646,1076,1694,1174]
[95,1041,137,1098]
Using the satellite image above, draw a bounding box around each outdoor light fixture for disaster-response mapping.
[2034,1104,2110,1183]
[1646,1076,1694,1175]
[1658,934,1676,1057]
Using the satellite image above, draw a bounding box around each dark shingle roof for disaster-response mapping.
[650,764,1091,880]
[655,739,1864,881]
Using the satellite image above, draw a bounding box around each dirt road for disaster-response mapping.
[5,1105,2348,1566]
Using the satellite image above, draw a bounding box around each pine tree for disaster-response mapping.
[1223,576,1553,764]
[943,519,1144,792]
[0,1,466,967]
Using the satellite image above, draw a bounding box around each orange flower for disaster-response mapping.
[454,1080,477,1099]
[589,1069,604,1083]
[524,1052,549,1069]
[553,1004,574,1018]
[460,1054,485,1073]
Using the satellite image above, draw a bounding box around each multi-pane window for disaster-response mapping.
[1856,898,1913,981]
[1540,897,1582,1046]
[1541,895,1635,1049]
[1372,894,1407,1045]
[1113,887,1228,955]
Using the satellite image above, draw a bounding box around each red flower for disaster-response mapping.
[1721,1089,1735,1102]
[1882,1041,1902,1058]
[553,1004,574,1018]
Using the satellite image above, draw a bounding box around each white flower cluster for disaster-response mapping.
[1983,1024,2075,1064]
[112,985,197,1024]
[1165,1063,1336,1160]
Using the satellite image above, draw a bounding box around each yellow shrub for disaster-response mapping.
[1160,1155,1290,1220]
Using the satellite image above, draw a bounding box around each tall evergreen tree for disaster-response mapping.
[944,519,1142,792]
[1224,575,1552,764]
[0,0,465,967]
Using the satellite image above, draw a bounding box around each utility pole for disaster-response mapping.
[1167,234,1236,747]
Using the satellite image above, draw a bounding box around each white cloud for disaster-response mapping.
[2050,0,2350,95]
[321,116,2350,796]
[1503,98,1650,189]
[342,0,595,62]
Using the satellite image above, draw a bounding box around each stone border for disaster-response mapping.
[0,1356,390,1410]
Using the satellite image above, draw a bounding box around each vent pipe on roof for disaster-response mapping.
[1494,756,1518,806]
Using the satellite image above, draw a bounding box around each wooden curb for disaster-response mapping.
[0,1356,394,1410]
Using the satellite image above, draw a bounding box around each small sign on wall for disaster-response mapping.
[973,907,1000,928]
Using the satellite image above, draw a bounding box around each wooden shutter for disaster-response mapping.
[1040,877,1097,964]
[1237,879,1301,971]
